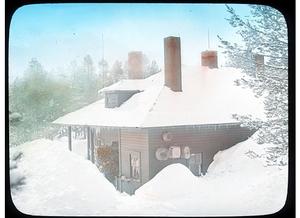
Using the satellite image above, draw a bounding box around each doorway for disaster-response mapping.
[188,153,203,176]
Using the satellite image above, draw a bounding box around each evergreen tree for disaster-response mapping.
[143,55,161,78]
[70,55,100,107]
[110,60,124,83]
[218,5,288,165]
[9,58,73,145]
[98,58,109,87]
[82,55,98,104]
[145,60,160,77]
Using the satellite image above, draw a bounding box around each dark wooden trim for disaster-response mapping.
[68,126,72,151]
[54,122,243,130]
[87,126,91,160]
[91,128,95,163]
[118,128,122,177]
[143,122,242,130]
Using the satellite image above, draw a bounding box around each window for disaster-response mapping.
[129,152,140,180]
[169,146,181,158]
[111,141,118,147]
[105,93,118,108]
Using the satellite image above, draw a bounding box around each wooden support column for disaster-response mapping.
[68,126,72,151]
[87,126,91,160]
[118,128,122,177]
[118,128,122,192]
[91,128,95,163]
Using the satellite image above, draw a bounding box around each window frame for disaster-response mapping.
[129,151,141,181]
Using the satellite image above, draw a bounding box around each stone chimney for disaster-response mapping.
[201,50,218,68]
[128,51,144,79]
[164,36,182,92]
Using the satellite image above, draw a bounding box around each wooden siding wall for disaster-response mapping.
[148,124,255,179]
[95,127,119,147]
[120,128,149,184]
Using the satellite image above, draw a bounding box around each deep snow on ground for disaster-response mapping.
[10,139,118,216]
[10,136,288,216]
[133,137,288,216]
[56,136,87,158]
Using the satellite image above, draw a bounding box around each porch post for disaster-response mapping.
[87,126,91,160]
[118,128,122,192]
[68,126,72,151]
[91,128,95,163]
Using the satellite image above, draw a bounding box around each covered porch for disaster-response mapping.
[65,125,120,164]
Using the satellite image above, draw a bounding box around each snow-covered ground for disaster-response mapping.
[10,136,287,216]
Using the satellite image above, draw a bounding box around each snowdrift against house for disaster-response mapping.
[10,139,118,216]
[53,65,265,127]
[134,163,199,200]
[133,137,287,216]
[10,137,287,216]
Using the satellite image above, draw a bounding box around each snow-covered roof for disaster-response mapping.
[98,75,159,92]
[53,65,265,128]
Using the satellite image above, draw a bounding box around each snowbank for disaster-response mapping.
[10,139,118,216]
[10,136,288,216]
[56,136,87,158]
[135,164,199,200]
[134,138,288,216]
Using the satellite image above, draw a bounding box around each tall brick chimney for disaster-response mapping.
[201,50,218,68]
[128,51,144,79]
[254,54,264,75]
[164,36,182,92]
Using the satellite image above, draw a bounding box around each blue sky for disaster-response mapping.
[9,3,252,81]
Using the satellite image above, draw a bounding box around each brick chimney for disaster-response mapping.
[128,51,144,79]
[164,36,182,92]
[254,54,264,75]
[201,50,218,68]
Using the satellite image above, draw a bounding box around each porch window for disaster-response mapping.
[129,152,140,180]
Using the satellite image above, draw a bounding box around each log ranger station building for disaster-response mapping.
[53,36,263,194]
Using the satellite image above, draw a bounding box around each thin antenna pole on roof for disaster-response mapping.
[208,28,210,49]
[102,33,104,62]
[101,33,105,88]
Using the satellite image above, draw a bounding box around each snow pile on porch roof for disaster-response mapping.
[53,66,265,128]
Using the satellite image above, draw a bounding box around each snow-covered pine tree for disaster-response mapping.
[111,60,125,83]
[98,58,110,87]
[218,5,288,165]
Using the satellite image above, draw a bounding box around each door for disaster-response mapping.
[118,151,141,195]
[188,153,203,176]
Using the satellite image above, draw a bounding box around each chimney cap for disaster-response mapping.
[164,36,179,39]
[201,50,217,55]
[128,51,142,55]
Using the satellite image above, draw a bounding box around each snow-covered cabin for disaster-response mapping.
[53,36,263,194]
